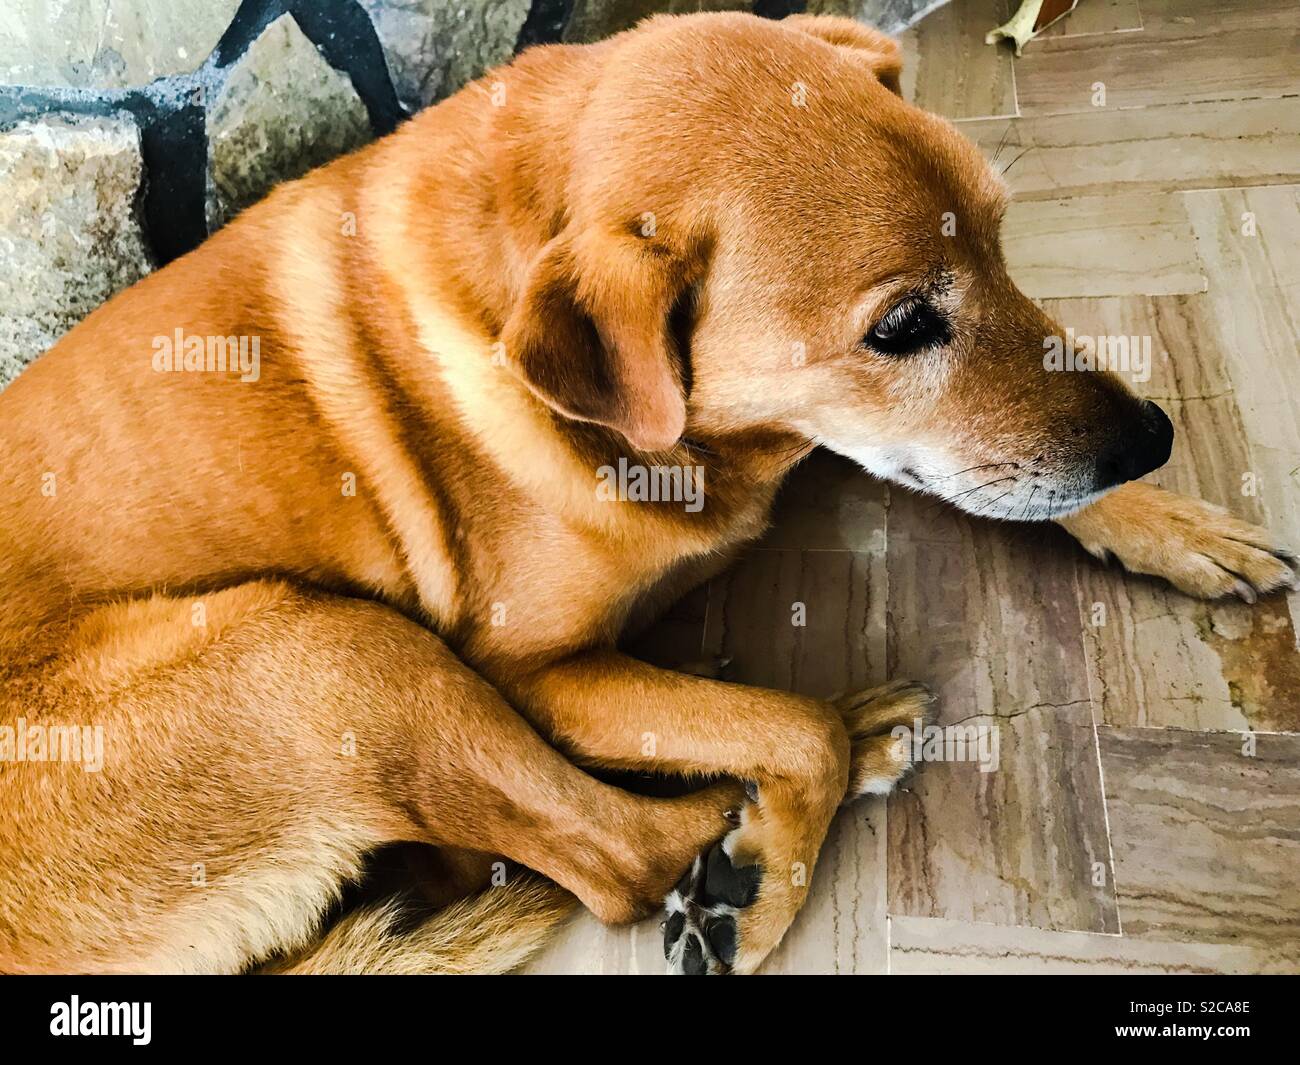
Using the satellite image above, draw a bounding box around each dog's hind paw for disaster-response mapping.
[663,834,758,975]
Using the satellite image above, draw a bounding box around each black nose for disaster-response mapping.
[1095,401,1174,489]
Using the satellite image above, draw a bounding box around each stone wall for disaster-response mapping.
[0,0,941,387]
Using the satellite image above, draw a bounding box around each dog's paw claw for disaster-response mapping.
[663,833,760,974]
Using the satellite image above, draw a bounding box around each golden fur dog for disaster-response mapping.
[1,13,1295,975]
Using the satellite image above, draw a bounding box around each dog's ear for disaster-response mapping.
[501,232,692,452]
[783,15,904,96]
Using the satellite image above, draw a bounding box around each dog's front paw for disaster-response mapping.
[1060,483,1300,601]
[833,679,935,798]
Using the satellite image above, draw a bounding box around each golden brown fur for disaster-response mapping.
[1,13,1294,975]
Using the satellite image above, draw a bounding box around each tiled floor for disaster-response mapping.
[527,0,1300,974]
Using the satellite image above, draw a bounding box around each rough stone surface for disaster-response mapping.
[0,0,241,89]
[360,0,531,111]
[207,14,372,227]
[0,115,152,387]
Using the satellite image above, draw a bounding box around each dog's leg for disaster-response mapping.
[1058,482,1299,600]
[0,582,739,973]
[495,651,932,973]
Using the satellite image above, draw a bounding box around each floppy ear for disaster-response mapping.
[500,232,692,453]
[783,15,904,96]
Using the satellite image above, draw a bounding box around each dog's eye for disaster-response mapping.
[864,298,950,356]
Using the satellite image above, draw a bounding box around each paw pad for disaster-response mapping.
[663,833,762,975]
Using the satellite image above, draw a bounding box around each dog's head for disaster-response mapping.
[500,13,1172,520]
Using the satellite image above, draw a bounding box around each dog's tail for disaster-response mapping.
[261,877,576,975]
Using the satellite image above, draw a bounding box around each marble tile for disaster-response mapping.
[883,489,1119,932]
[1003,193,1204,299]
[1077,395,1299,733]
[1038,294,1232,401]
[522,911,664,975]
[1185,186,1300,553]
[1139,0,1299,35]
[897,25,920,104]
[703,547,886,699]
[759,798,890,974]
[1040,294,1300,733]
[889,914,1273,974]
[1015,0,1300,114]
[888,703,1119,933]
[758,449,889,553]
[1071,395,1300,733]
[960,97,1300,201]
[909,0,1018,120]
[623,580,709,669]
[1035,0,1142,39]
[1099,727,1300,971]
[701,498,892,972]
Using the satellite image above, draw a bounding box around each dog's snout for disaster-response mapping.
[1095,400,1174,490]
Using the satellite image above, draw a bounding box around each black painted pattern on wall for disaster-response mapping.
[0,0,781,265]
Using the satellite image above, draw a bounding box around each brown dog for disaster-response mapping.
[1,12,1295,976]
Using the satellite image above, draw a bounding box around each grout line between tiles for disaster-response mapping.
[964,94,1300,125]
[1068,552,1125,935]
[1013,91,1299,122]
[1179,181,1300,198]
[1029,27,1146,45]
[886,911,1128,940]
[1089,661,1125,936]
[1095,722,1300,738]
[953,109,1020,124]
[1006,26,1021,119]
[881,481,892,975]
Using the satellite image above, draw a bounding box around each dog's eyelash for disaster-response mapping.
[863,298,951,356]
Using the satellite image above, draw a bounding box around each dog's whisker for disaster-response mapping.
[989,123,1014,167]
[1017,484,1040,522]
[977,488,1016,518]
[1000,145,1033,177]
[942,475,1018,505]
[936,461,1019,482]
[922,474,1019,518]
